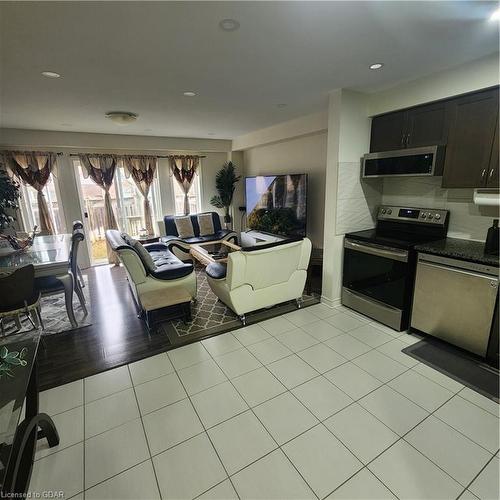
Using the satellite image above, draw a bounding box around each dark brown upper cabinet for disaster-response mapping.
[442,88,499,189]
[487,119,499,189]
[370,101,450,152]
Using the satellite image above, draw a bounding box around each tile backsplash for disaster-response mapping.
[382,177,499,241]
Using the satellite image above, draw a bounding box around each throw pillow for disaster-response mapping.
[174,216,195,238]
[133,240,155,271]
[197,213,215,236]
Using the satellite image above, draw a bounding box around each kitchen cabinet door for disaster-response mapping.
[487,119,499,188]
[369,111,406,152]
[406,101,451,148]
[442,88,499,189]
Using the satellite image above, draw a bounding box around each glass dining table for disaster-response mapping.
[0,234,78,328]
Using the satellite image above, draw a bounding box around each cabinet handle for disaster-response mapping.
[401,134,405,147]
[406,133,411,146]
[489,169,495,178]
[481,168,487,178]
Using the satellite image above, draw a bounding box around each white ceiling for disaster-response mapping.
[0,1,498,139]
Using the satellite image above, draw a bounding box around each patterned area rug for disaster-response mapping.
[160,265,320,346]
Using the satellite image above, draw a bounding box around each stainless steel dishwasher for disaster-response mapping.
[411,253,499,357]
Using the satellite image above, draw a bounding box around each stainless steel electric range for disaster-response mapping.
[342,205,450,331]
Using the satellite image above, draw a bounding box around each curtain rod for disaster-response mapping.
[68,153,206,159]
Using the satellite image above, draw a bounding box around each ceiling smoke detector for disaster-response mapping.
[42,71,61,78]
[105,111,138,125]
[183,91,197,97]
[219,19,240,32]
[369,63,384,70]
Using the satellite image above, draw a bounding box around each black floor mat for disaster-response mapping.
[402,338,499,403]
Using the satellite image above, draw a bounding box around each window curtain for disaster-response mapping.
[78,153,120,265]
[4,151,57,234]
[168,155,201,215]
[123,155,157,235]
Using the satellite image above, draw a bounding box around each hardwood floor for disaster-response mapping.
[37,265,172,391]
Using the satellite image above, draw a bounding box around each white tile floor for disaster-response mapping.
[32,303,500,500]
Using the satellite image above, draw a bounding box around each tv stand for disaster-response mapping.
[240,230,287,248]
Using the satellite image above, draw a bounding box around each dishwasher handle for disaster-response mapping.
[418,259,499,285]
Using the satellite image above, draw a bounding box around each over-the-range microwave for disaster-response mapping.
[361,145,445,178]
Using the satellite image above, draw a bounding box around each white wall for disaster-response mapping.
[242,132,327,249]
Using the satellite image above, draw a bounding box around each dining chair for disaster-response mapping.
[0,264,43,335]
[35,228,88,323]
[72,220,85,288]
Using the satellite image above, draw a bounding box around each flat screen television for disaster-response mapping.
[245,174,307,237]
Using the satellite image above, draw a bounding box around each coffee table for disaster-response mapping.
[190,240,241,266]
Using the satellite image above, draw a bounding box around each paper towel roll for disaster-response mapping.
[473,189,500,206]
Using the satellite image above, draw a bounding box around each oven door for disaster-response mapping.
[342,239,410,329]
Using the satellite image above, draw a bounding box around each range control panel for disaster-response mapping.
[377,206,449,225]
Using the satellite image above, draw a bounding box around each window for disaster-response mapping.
[172,171,202,215]
[18,174,64,234]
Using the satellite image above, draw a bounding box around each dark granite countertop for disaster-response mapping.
[415,238,499,267]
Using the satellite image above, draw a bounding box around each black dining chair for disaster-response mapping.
[35,228,88,322]
[0,264,43,335]
[72,220,86,289]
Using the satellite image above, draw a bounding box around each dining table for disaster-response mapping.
[0,234,78,328]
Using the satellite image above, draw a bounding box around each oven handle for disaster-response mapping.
[344,239,409,262]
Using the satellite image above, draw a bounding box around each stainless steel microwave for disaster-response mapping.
[362,145,445,178]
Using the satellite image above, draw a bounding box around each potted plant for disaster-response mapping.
[210,161,240,228]
[0,168,20,231]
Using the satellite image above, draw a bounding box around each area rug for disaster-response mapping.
[403,338,499,403]
[3,280,92,337]
[160,265,320,346]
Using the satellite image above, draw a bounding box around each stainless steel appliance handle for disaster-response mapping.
[344,240,408,262]
[418,259,499,283]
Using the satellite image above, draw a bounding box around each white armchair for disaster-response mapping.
[206,238,312,324]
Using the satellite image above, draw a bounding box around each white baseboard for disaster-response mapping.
[319,296,341,308]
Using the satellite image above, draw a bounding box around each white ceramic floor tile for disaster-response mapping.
[39,380,83,416]
[370,321,405,338]
[325,362,382,400]
[325,312,366,332]
[327,468,397,499]
[336,307,371,324]
[283,424,362,498]
[389,370,454,412]
[324,334,373,360]
[459,491,480,500]
[359,385,428,436]
[167,341,210,370]
[292,376,353,420]
[198,479,238,499]
[128,353,174,386]
[208,411,276,475]
[214,348,262,378]
[368,440,463,500]
[85,460,160,500]
[376,338,419,368]
[247,337,292,365]
[190,381,248,428]
[297,343,347,373]
[259,316,297,336]
[353,350,407,383]
[469,456,500,500]
[143,398,204,455]
[459,387,499,418]
[35,406,84,459]
[307,303,339,320]
[85,387,139,438]
[153,434,227,500]
[84,366,132,403]
[231,449,315,500]
[276,328,319,352]
[202,332,243,357]
[405,415,493,487]
[231,366,286,406]
[267,354,319,389]
[135,372,186,415]
[348,323,395,348]
[29,443,83,499]
[412,363,464,393]
[232,324,272,345]
[399,331,425,345]
[300,319,345,341]
[435,396,500,453]
[177,358,227,395]
[254,392,318,445]
[325,403,399,464]
[283,308,318,327]
[85,418,149,488]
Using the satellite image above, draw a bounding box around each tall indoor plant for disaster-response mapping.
[0,168,20,231]
[210,161,240,228]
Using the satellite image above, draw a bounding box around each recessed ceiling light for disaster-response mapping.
[369,63,384,70]
[183,91,196,97]
[219,18,240,32]
[42,71,61,78]
[105,111,138,125]
[276,103,287,108]
[490,8,500,21]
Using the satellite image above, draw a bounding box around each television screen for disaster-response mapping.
[245,174,307,237]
